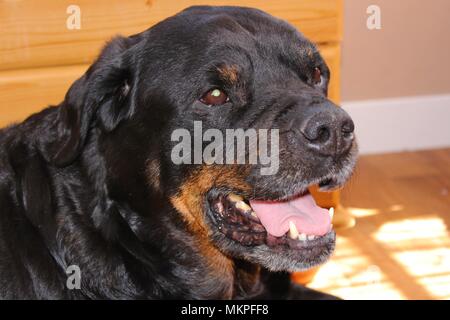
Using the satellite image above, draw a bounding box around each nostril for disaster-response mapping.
[341,119,355,139]
[302,122,331,143]
[297,110,354,156]
[316,126,330,143]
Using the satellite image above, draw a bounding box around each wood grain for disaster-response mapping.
[0,64,88,127]
[0,0,343,71]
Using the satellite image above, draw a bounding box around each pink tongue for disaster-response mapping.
[249,194,331,237]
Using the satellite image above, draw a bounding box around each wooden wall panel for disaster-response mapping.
[0,65,88,127]
[0,0,342,71]
[0,44,340,128]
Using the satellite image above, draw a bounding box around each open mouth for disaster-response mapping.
[207,188,335,250]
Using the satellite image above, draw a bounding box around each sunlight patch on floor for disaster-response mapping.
[308,215,450,300]
[346,207,380,218]
[376,217,450,299]
[374,217,449,244]
[309,236,406,299]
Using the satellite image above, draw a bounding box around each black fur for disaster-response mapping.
[0,6,355,299]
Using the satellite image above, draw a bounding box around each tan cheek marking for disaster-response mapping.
[170,165,251,236]
[170,165,251,288]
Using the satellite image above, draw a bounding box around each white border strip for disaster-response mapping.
[342,94,450,154]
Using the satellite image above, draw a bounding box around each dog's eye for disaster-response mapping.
[313,67,322,85]
[200,89,229,106]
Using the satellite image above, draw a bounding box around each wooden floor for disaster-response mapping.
[308,148,450,300]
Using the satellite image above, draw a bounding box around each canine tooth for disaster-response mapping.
[214,202,224,213]
[329,207,334,220]
[251,211,258,218]
[308,235,316,240]
[228,193,244,203]
[288,221,299,239]
[298,233,307,241]
[236,201,252,212]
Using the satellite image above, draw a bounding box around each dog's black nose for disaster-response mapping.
[299,103,355,157]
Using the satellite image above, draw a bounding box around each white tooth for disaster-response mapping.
[288,221,299,239]
[298,233,307,241]
[228,193,244,203]
[236,201,252,212]
[214,202,224,213]
[308,235,316,240]
[251,211,258,218]
[329,207,334,220]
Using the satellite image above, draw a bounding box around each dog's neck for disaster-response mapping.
[233,259,264,298]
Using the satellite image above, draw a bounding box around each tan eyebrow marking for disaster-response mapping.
[217,65,239,85]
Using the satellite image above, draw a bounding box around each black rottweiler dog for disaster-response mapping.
[0,6,357,299]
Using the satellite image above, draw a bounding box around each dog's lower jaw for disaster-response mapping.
[239,238,335,273]
[213,234,335,274]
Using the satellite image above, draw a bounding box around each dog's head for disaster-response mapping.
[42,6,357,273]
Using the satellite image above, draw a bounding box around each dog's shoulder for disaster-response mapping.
[0,107,81,299]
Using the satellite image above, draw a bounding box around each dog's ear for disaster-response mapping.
[42,35,140,166]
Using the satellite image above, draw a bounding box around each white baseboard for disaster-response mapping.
[341,94,450,155]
